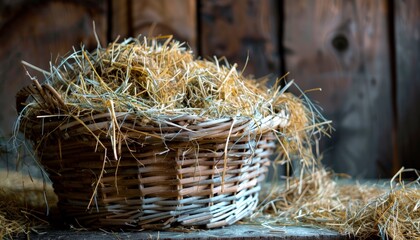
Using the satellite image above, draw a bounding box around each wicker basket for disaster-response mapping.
[17,81,287,229]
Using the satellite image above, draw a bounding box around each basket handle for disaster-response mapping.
[16,79,66,114]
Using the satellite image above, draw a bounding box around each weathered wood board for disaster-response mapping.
[0,1,106,170]
[200,0,281,82]
[394,0,420,177]
[111,0,197,50]
[28,225,348,240]
[283,0,394,178]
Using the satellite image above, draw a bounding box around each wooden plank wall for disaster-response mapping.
[394,0,420,179]
[0,1,106,136]
[0,0,106,171]
[200,0,280,82]
[111,0,196,49]
[0,0,418,178]
[283,0,394,178]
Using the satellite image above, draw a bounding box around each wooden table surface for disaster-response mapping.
[28,224,350,240]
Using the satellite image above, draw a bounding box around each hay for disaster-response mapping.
[13,35,330,229]
[16,36,329,182]
[250,168,420,239]
[0,170,57,239]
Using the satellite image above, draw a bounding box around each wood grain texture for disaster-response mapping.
[28,225,347,239]
[110,0,131,40]
[112,0,196,50]
[395,0,420,175]
[283,0,394,178]
[200,0,280,82]
[0,0,106,138]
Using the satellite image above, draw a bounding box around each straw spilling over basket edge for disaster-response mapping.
[16,36,322,229]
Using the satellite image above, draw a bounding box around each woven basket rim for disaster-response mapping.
[22,110,288,143]
[17,80,290,139]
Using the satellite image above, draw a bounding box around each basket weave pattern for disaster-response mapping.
[18,83,283,229]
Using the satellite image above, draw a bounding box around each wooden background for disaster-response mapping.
[0,0,418,178]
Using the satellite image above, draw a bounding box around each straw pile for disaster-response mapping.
[251,168,420,239]
[0,170,57,239]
